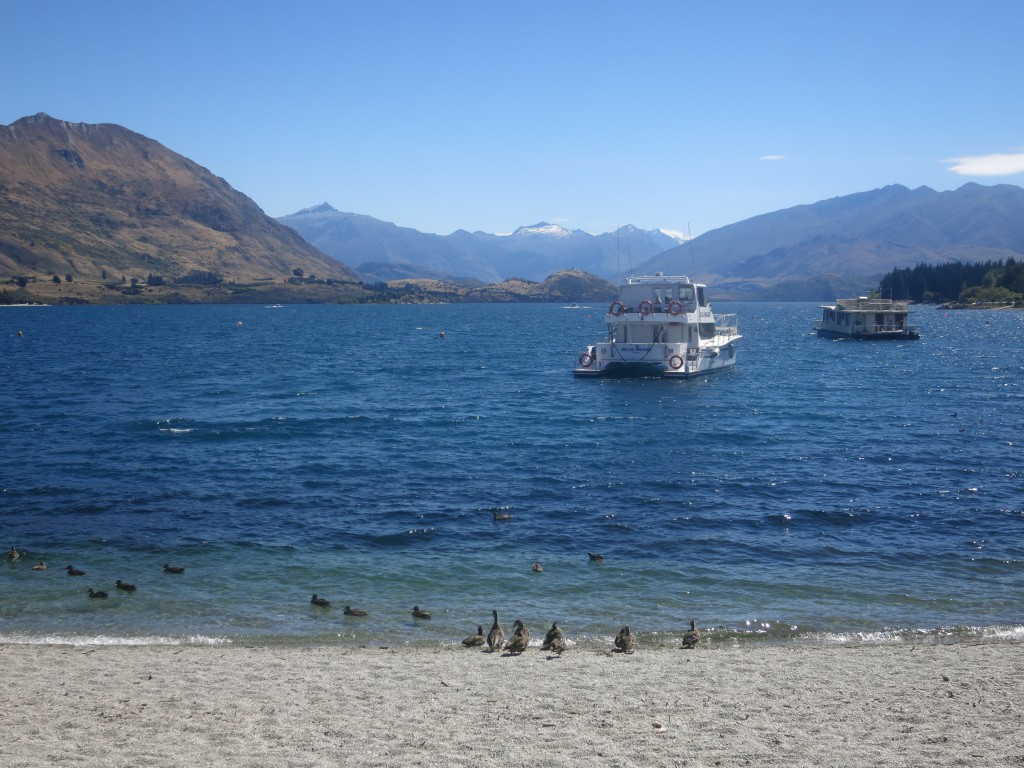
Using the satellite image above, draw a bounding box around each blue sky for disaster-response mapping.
[4,1,1023,237]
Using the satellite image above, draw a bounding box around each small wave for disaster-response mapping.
[0,633,232,647]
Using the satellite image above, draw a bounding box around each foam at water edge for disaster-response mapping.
[0,633,232,646]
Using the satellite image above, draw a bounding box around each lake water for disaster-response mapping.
[1,301,1022,648]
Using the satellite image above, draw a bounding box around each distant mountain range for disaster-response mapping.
[277,204,682,284]
[280,184,1024,300]
[4,113,1024,303]
[639,182,1024,299]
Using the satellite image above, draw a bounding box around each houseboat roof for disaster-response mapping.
[819,297,912,312]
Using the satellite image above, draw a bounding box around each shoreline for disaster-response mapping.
[2,621,1023,651]
[3,639,1022,766]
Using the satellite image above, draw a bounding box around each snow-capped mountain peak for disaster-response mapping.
[509,222,575,239]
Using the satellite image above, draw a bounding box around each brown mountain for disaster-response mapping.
[0,113,358,285]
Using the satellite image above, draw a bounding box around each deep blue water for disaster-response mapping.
[1,302,1022,647]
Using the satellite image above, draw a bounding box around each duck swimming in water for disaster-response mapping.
[7,546,20,561]
[344,606,368,617]
[615,625,637,654]
[115,580,137,592]
[32,561,47,571]
[163,564,185,574]
[503,620,530,655]
[310,594,331,607]
[588,552,604,562]
[681,620,700,649]
[462,625,485,647]
[66,565,86,576]
[486,609,504,652]
[87,588,108,599]
[531,562,543,572]
[412,606,432,620]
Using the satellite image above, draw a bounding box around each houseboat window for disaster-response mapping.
[699,322,716,339]
[696,286,708,306]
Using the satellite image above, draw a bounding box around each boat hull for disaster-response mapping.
[815,328,920,340]
[574,342,739,378]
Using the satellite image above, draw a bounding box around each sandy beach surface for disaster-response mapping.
[2,639,1022,767]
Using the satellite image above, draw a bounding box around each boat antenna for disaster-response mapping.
[626,227,634,275]
[688,223,696,274]
[615,226,622,295]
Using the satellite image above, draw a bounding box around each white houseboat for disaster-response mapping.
[815,297,920,340]
[574,274,740,378]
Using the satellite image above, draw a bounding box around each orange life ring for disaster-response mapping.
[579,352,594,368]
[669,354,684,370]
[667,300,683,316]
[639,300,653,316]
[609,301,625,316]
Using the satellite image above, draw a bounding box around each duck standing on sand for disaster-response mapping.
[541,622,567,654]
[87,588,108,599]
[66,565,86,576]
[412,606,432,620]
[344,606,368,617]
[486,609,504,652]
[615,625,637,654]
[462,625,485,647]
[115,580,137,592]
[681,620,700,649]
[310,594,331,607]
[163,564,185,574]
[503,620,530,655]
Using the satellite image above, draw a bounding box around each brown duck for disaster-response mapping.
[614,625,637,654]
[462,625,485,647]
[503,620,530,655]
[541,622,566,653]
[486,609,504,652]
[681,620,700,649]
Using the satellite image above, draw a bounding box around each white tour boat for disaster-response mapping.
[815,297,920,340]
[574,274,740,378]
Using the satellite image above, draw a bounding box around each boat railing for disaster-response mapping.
[871,322,918,334]
[835,298,911,311]
[714,313,739,336]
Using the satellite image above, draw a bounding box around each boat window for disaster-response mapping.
[699,322,716,339]
[697,286,708,307]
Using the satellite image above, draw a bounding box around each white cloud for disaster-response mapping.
[945,152,1024,176]
[759,155,787,161]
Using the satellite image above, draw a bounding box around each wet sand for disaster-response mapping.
[2,639,1022,766]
